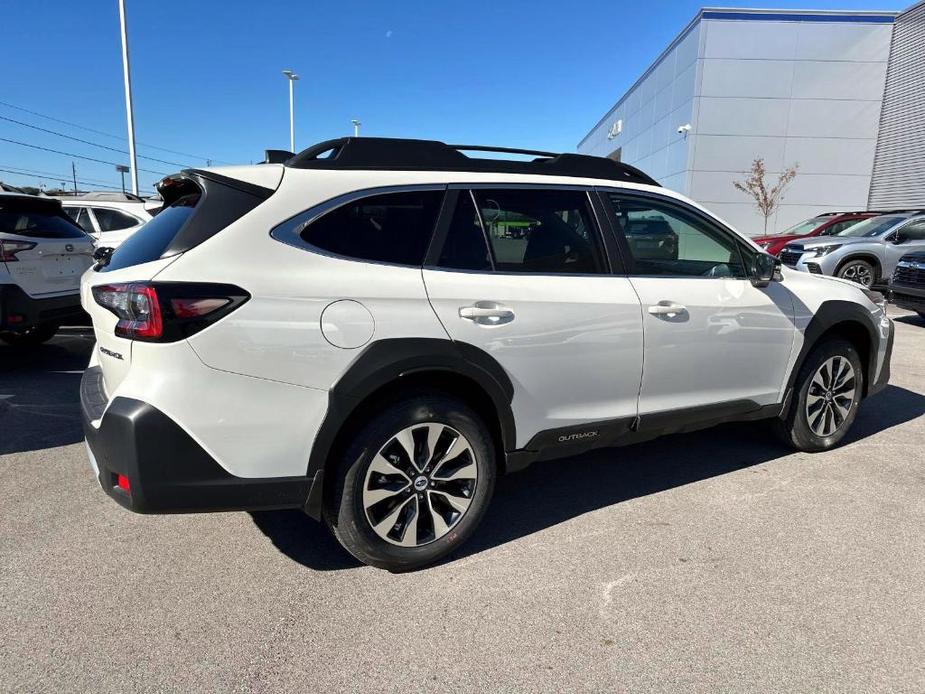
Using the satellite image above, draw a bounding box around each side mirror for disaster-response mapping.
[750,252,781,288]
[891,232,907,245]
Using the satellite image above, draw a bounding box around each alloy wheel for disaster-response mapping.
[839,262,874,287]
[362,423,478,547]
[805,356,856,438]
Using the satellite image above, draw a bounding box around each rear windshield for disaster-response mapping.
[0,210,88,239]
[103,193,199,272]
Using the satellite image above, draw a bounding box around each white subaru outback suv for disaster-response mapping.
[80,138,893,571]
[1,193,94,345]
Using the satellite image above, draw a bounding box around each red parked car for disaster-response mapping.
[752,211,875,256]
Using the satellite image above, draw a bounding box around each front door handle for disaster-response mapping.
[647,302,687,318]
[459,302,515,326]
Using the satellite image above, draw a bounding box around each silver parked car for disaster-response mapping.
[779,212,925,287]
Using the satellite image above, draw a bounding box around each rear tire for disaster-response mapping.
[0,323,59,347]
[836,259,876,288]
[774,337,863,452]
[325,392,496,572]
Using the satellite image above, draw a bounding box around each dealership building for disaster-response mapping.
[577,3,925,235]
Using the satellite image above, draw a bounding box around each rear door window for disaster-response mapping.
[93,208,140,232]
[470,188,605,274]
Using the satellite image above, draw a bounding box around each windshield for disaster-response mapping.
[834,216,904,238]
[772,217,827,237]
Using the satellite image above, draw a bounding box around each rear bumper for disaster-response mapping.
[0,284,88,330]
[80,366,311,514]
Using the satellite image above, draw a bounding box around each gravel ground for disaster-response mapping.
[1,311,923,693]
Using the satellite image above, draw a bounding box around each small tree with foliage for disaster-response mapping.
[733,158,799,234]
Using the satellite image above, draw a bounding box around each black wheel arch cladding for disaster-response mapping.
[788,299,879,400]
[303,338,515,518]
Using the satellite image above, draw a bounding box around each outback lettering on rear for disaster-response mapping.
[99,346,123,360]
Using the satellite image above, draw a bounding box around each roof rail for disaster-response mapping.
[285,137,660,186]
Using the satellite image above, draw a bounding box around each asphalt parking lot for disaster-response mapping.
[1,311,924,693]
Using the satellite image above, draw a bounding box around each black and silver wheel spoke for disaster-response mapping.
[363,423,478,547]
[805,356,856,438]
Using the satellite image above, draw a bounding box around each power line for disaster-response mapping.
[0,114,191,168]
[0,163,141,189]
[0,137,172,177]
[0,168,155,194]
[0,99,232,164]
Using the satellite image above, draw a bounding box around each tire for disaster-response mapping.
[325,392,496,572]
[0,323,59,347]
[836,259,876,288]
[775,337,864,452]
[917,312,925,320]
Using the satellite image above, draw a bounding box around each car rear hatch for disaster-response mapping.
[81,167,280,395]
[0,196,94,297]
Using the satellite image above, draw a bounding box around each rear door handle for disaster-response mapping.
[647,302,687,318]
[459,302,515,326]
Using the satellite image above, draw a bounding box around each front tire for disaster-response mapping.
[775,337,864,452]
[326,393,496,571]
[837,259,876,288]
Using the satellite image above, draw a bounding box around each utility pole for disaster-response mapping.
[118,0,140,195]
[352,119,361,137]
[71,162,78,195]
[282,69,300,152]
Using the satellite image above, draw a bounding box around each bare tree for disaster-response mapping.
[733,158,799,234]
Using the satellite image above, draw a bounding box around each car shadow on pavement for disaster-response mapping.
[252,384,925,572]
[892,313,925,327]
[0,330,94,455]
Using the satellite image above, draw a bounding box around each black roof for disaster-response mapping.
[276,137,660,187]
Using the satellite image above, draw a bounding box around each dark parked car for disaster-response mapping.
[891,251,925,318]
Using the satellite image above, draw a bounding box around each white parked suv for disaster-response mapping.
[1,193,94,345]
[60,192,153,250]
[79,138,894,571]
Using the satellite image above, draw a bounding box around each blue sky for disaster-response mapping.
[0,0,910,194]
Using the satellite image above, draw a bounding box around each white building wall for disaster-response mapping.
[578,9,897,236]
[577,22,700,195]
[691,16,893,235]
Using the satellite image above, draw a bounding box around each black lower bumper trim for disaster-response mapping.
[0,284,88,330]
[81,368,310,514]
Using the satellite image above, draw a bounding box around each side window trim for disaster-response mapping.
[427,183,615,276]
[270,183,447,268]
[469,189,497,272]
[598,187,756,279]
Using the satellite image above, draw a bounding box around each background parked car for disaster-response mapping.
[890,251,925,319]
[752,211,875,256]
[779,212,925,288]
[59,192,152,250]
[0,193,93,345]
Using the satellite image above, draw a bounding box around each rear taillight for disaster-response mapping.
[0,240,36,262]
[92,282,248,342]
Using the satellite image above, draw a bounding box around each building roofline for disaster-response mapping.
[576,6,900,150]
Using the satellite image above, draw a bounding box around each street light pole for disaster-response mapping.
[282,69,300,152]
[117,0,139,195]
[352,119,361,137]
